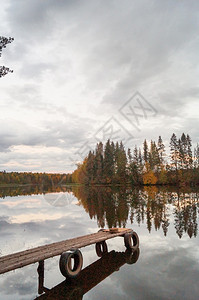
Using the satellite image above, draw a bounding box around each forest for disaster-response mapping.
[1,133,199,187]
[0,171,72,186]
[71,133,199,186]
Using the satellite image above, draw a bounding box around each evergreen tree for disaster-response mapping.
[177,133,193,170]
[143,139,149,165]
[127,147,139,185]
[179,133,187,169]
[115,142,127,183]
[138,148,143,175]
[178,138,184,169]
[133,146,139,166]
[149,140,159,171]
[186,134,193,169]
[194,144,199,168]
[103,140,115,183]
[86,151,95,184]
[157,136,166,166]
[170,133,179,172]
[127,148,133,163]
[94,142,104,183]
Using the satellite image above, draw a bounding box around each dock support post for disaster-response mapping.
[37,260,44,294]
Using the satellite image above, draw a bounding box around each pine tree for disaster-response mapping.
[178,138,184,169]
[149,140,159,171]
[86,151,95,184]
[138,148,143,175]
[179,133,187,169]
[170,133,179,172]
[127,148,132,164]
[177,133,192,170]
[157,136,166,166]
[194,144,199,168]
[103,140,115,183]
[94,142,104,183]
[115,142,127,183]
[133,146,139,166]
[127,147,139,185]
[143,139,149,164]
[186,134,193,169]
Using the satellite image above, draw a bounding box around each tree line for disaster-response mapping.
[0,171,72,186]
[1,133,199,187]
[71,133,199,186]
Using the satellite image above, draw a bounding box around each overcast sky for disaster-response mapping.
[0,0,199,173]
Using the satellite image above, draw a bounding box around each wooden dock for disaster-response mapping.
[0,228,132,275]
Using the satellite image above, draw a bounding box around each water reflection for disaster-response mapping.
[0,185,72,199]
[35,249,140,300]
[72,186,199,239]
[0,185,199,238]
[0,186,199,300]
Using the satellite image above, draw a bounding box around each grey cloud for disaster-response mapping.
[5,0,199,91]
[72,243,199,300]
[4,0,81,73]
[158,87,199,116]
[1,0,199,172]
[82,1,198,78]
[0,217,88,245]
[0,272,35,296]
[6,0,80,38]
[0,120,44,151]
[0,114,93,152]
[18,62,57,79]
[0,115,96,172]
[120,247,199,300]
[6,0,199,106]
[4,83,66,115]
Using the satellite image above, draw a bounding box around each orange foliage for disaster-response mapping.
[143,170,158,185]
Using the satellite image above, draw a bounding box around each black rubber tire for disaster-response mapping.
[124,231,139,250]
[125,248,140,264]
[95,241,108,257]
[59,249,83,278]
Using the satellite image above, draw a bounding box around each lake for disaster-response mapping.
[0,185,199,300]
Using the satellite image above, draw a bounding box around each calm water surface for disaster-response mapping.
[0,185,199,300]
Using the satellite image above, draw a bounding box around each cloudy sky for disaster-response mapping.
[0,0,199,173]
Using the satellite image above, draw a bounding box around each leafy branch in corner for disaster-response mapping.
[0,36,14,78]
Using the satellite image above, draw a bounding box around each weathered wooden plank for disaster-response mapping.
[0,228,132,275]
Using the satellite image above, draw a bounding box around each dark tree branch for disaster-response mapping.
[0,36,14,78]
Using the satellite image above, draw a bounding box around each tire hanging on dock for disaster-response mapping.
[95,241,108,257]
[59,248,83,278]
[124,231,139,250]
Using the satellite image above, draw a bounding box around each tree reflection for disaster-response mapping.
[72,186,199,239]
[73,186,130,229]
[0,184,73,199]
[174,192,198,238]
[1,185,199,238]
